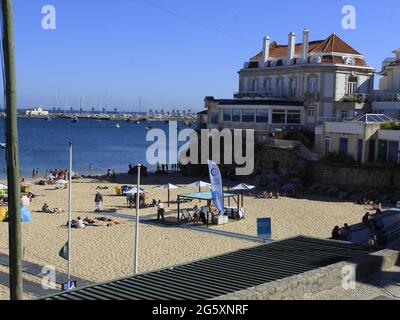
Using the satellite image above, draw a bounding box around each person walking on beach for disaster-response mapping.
[94,192,103,212]
[157,200,165,221]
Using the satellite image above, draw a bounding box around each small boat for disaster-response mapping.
[0,143,6,149]
[136,121,140,124]
[45,117,52,122]
[116,124,120,129]
[71,117,79,123]
[145,126,152,130]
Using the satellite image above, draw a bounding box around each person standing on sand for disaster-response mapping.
[95,192,103,212]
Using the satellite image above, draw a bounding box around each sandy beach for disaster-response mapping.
[0,174,369,300]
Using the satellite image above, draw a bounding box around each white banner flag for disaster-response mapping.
[208,160,224,213]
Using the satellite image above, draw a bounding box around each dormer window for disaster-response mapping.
[343,56,356,65]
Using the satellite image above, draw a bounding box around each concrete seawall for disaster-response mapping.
[213,248,399,300]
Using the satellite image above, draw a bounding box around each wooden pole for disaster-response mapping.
[67,143,72,283]
[2,0,23,300]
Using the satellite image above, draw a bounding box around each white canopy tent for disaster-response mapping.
[154,183,180,207]
[231,183,256,206]
[186,181,211,193]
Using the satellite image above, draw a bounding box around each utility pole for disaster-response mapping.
[1,0,23,300]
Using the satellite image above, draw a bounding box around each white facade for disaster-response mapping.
[372,49,400,119]
[236,30,375,129]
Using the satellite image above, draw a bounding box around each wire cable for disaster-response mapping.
[138,0,258,45]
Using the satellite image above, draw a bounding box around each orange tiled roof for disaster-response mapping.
[251,34,362,61]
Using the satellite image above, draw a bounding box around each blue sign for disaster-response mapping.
[62,281,77,291]
[257,218,271,241]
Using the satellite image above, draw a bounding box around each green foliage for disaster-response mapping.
[380,121,400,130]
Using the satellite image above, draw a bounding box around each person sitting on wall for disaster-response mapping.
[332,226,340,240]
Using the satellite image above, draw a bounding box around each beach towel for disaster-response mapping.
[21,206,32,222]
[0,207,8,222]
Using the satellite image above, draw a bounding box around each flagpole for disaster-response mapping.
[134,164,141,275]
[67,142,72,282]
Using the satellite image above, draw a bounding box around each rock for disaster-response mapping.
[326,186,339,197]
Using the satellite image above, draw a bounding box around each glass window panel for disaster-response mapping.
[232,109,241,122]
[256,109,269,123]
[223,108,232,122]
[242,109,255,123]
[272,110,286,124]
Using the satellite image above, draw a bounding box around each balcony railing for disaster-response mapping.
[234,91,301,101]
[371,92,400,102]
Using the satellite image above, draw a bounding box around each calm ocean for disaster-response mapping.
[0,117,191,178]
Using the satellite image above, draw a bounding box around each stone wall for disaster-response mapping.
[212,248,399,300]
[311,162,400,193]
[256,145,299,170]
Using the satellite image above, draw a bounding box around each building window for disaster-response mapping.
[223,108,232,122]
[275,78,283,96]
[339,138,348,156]
[266,79,272,95]
[357,139,363,163]
[256,109,269,123]
[232,109,241,122]
[242,109,255,123]
[272,110,286,124]
[210,111,219,125]
[289,78,297,97]
[251,79,258,92]
[347,76,358,95]
[307,109,315,117]
[324,137,331,157]
[389,141,399,164]
[287,110,301,124]
[341,111,349,120]
[378,140,388,163]
[307,77,318,94]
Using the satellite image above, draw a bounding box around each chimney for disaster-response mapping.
[302,28,310,63]
[262,36,270,67]
[287,32,296,64]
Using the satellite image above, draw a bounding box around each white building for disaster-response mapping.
[24,108,49,117]
[205,29,375,134]
[315,114,400,164]
[372,49,400,118]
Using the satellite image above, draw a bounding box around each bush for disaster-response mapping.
[380,121,400,130]
[324,152,356,164]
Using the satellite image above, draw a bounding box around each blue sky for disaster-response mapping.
[6,0,400,111]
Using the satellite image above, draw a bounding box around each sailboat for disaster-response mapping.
[0,143,6,149]
[71,116,79,123]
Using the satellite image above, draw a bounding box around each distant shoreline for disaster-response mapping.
[0,112,198,123]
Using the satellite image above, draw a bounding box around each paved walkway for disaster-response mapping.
[0,252,94,298]
[97,211,267,243]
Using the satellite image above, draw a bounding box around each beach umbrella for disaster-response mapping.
[154,183,180,207]
[232,183,256,207]
[282,183,297,191]
[124,187,148,194]
[187,181,211,193]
